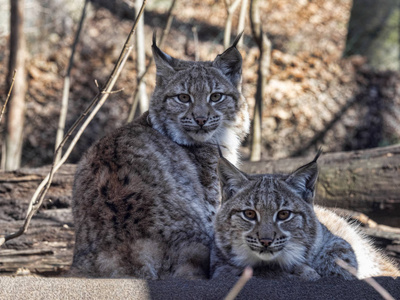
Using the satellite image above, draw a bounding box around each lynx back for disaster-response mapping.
[71,36,249,279]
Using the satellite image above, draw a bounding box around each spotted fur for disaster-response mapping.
[316,206,400,279]
[212,153,359,280]
[71,36,249,279]
[212,154,400,280]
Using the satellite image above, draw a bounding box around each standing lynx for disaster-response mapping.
[71,35,249,279]
[212,152,400,280]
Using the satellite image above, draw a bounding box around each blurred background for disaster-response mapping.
[0,0,399,169]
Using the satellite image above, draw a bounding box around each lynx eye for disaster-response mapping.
[177,94,191,103]
[277,210,291,221]
[210,93,222,102]
[243,209,257,221]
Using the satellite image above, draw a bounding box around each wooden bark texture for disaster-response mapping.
[0,164,76,275]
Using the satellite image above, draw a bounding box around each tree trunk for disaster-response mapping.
[343,0,400,71]
[236,0,248,47]
[1,146,399,226]
[3,0,27,171]
[249,0,271,162]
[242,144,400,227]
[54,0,89,164]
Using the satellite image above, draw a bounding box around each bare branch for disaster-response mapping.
[223,0,242,49]
[4,0,27,170]
[192,26,199,61]
[127,0,177,122]
[0,70,16,125]
[54,0,89,164]
[249,0,261,46]
[159,0,177,47]
[0,0,148,246]
[236,0,248,47]
[224,267,253,300]
[336,259,396,300]
[135,0,149,115]
[102,88,124,94]
[249,0,271,161]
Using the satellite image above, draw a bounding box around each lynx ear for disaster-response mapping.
[218,156,249,202]
[212,33,243,88]
[285,150,322,204]
[152,32,178,85]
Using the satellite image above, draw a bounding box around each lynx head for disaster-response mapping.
[215,151,322,270]
[148,34,249,164]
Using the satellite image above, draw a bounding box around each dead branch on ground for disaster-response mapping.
[0,0,148,247]
[224,267,253,300]
[336,259,395,300]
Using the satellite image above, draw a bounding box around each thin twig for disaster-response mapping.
[134,0,148,114]
[192,26,199,61]
[336,259,396,300]
[127,0,177,122]
[54,0,89,164]
[236,0,248,47]
[223,0,242,49]
[0,0,148,246]
[224,267,253,300]
[0,70,16,124]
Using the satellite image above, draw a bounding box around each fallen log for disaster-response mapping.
[0,146,399,226]
[0,164,76,221]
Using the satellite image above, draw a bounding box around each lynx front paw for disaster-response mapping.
[293,264,321,281]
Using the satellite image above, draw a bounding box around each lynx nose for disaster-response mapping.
[259,238,274,247]
[194,116,208,127]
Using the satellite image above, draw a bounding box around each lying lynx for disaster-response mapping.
[212,152,400,280]
[71,34,249,279]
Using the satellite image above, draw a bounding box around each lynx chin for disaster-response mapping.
[211,151,400,280]
[70,34,249,279]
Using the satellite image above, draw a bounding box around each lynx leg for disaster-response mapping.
[292,263,321,281]
[313,239,358,280]
[172,242,210,279]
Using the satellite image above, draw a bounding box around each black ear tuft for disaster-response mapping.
[152,30,157,47]
[152,31,173,64]
[230,31,244,48]
[312,147,323,163]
